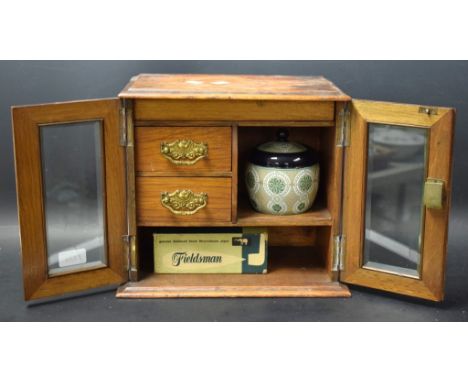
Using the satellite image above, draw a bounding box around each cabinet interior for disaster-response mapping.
[237,125,336,219]
[118,123,348,298]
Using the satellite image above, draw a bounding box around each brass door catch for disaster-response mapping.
[419,106,438,116]
[424,178,444,209]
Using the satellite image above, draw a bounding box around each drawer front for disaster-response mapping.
[134,99,335,121]
[135,126,232,173]
[137,177,232,225]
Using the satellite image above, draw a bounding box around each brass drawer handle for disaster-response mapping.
[160,139,208,165]
[161,189,208,215]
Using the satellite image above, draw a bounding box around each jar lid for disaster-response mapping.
[249,129,318,168]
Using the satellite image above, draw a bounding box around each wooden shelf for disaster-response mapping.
[116,247,350,298]
[236,207,332,226]
[236,200,332,226]
[137,201,333,228]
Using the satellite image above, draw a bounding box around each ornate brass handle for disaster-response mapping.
[161,189,208,215]
[160,139,208,165]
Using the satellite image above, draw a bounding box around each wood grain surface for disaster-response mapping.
[133,99,335,121]
[236,200,332,227]
[120,74,350,101]
[135,126,231,173]
[340,99,455,301]
[12,99,127,300]
[116,247,351,298]
[231,124,238,222]
[136,177,232,225]
[267,227,317,247]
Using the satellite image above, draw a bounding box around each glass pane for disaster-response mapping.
[363,123,427,278]
[40,121,106,276]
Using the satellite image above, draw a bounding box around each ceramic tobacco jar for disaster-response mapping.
[245,128,320,215]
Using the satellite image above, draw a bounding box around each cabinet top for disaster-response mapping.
[119,74,350,101]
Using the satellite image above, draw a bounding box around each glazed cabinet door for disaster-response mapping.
[12,99,128,300]
[340,100,455,301]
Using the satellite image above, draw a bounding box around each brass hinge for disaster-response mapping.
[122,234,136,275]
[332,235,345,272]
[120,99,128,147]
[336,104,350,147]
[122,235,131,272]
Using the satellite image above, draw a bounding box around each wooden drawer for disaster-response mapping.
[135,126,232,174]
[136,177,232,225]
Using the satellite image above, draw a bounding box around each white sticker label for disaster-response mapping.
[58,248,87,268]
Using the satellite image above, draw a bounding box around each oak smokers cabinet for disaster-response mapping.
[12,74,455,302]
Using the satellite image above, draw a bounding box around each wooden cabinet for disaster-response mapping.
[11,74,455,302]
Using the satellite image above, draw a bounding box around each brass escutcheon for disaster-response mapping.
[161,189,208,215]
[160,139,208,165]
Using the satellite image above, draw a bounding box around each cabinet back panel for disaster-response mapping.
[267,226,316,247]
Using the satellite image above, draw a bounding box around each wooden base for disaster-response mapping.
[116,277,349,298]
[116,248,350,298]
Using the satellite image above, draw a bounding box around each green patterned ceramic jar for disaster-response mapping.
[245,129,319,215]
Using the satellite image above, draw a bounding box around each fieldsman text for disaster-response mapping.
[172,252,222,266]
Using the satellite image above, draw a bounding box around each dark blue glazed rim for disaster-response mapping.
[249,146,318,169]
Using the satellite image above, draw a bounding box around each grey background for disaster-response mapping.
[1,61,467,321]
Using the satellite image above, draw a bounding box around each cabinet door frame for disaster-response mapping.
[340,99,455,301]
[12,98,128,301]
